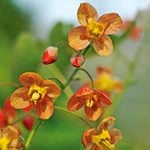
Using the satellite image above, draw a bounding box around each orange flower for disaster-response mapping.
[94,66,124,92]
[68,3,123,56]
[10,72,61,120]
[67,86,111,121]
[0,126,25,150]
[82,116,122,150]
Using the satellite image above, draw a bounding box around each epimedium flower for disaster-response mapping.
[42,46,58,65]
[10,72,61,120]
[68,3,123,56]
[82,116,122,150]
[67,86,111,121]
[94,66,124,92]
[0,126,25,150]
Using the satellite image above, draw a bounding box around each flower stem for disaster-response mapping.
[79,68,94,89]
[55,106,92,128]
[25,119,43,150]
[63,45,91,90]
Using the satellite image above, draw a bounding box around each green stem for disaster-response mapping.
[79,68,94,89]
[25,119,43,150]
[63,45,91,90]
[48,77,64,89]
[55,106,92,128]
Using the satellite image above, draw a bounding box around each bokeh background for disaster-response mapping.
[0,0,150,149]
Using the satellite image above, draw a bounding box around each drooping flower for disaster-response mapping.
[10,72,61,120]
[67,86,111,121]
[68,3,123,56]
[0,97,16,128]
[94,66,123,92]
[0,126,25,150]
[70,53,85,67]
[82,116,122,150]
[42,46,58,65]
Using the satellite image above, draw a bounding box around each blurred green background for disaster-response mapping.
[0,0,150,149]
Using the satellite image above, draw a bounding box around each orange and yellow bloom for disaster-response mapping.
[0,126,25,150]
[94,66,123,92]
[82,116,122,150]
[10,72,61,120]
[68,3,123,56]
[67,86,111,121]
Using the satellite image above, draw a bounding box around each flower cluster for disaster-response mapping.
[0,2,126,150]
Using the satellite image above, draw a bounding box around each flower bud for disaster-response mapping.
[22,115,34,130]
[70,53,85,67]
[42,46,58,65]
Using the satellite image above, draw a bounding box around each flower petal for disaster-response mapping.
[98,13,123,35]
[4,126,19,140]
[68,26,90,51]
[10,87,30,109]
[3,97,16,119]
[67,94,84,111]
[84,103,102,121]
[93,35,113,56]
[110,128,122,144]
[77,3,98,26]
[82,128,96,148]
[96,90,112,105]
[97,116,116,131]
[42,80,61,98]
[34,97,54,119]
[19,72,43,87]
[76,86,93,97]
[0,109,7,128]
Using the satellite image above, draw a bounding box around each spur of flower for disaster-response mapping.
[68,3,123,56]
[82,116,122,150]
[67,86,111,121]
[0,126,25,150]
[94,66,123,92]
[10,72,61,120]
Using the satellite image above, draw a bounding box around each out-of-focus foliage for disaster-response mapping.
[0,1,150,149]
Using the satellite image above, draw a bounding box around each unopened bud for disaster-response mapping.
[42,46,58,65]
[70,53,85,67]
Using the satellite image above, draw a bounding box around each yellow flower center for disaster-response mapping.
[87,18,105,38]
[85,99,94,108]
[92,129,114,150]
[85,95,97,108]
[0,137,10,150]
[28,84,47,104]
[95,73,115,91]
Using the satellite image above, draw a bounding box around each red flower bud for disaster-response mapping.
[42,46,58,65]
[70,53,85,67]
[22,115,34,131]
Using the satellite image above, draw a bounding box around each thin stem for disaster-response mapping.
[63,45,91,90]
[25,119,43,150]
[79,68,94,89]
[0,82,20,87]
[63,68,79,90]
[55,106,92,128]
[48,77,64,89]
